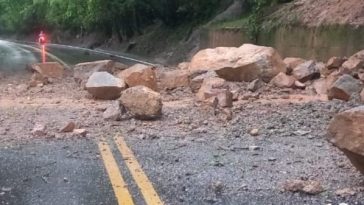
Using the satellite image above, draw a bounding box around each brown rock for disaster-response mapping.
[270,72,295,88]
[118,64,158,91]
[103,101,123,121]
[74,60,115,85]
[190,71,217,93]
[60,122,76,133]
[327,74,361,101]
[327,106,364,174]
[326,70,341,88]
[29,72,48,87]
[159,70,190,90]
[32,123,47,136]
[120,86,162,120]
[216,90,233,108]
[342,50,364,71]
[31,62,64,78]
[284,57,305,74]
[86,72,126,100]
[283,180,324,195]
[312,78,328,95]
[228,83,241,100]
[335,188,357,197]
[327,57,346,69]
[247,79,263,92]
[250,129,259,136]
[189,44,286,82]
[294,81,306,89]
[197,77,233,108]
[292,60,320,83]
[73,129,87,137]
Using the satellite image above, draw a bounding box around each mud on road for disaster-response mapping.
[0,71,364,204]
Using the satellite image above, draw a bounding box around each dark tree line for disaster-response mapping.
[0,0,221,39]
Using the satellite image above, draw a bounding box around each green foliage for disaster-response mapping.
[244,0,294,41]
[0,0,221,39]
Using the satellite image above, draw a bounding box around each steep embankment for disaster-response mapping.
[267,0,364,26]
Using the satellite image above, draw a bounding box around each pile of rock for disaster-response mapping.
[77,61,163,120]
[186,44,364,102]
[75,45,364,123]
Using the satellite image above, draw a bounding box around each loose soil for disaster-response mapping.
[270,0,364,26]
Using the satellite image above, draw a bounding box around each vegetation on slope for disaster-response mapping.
[0,0,221,40]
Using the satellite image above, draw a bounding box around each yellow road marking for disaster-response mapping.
[98,141,134,205]
[115,136,164,205]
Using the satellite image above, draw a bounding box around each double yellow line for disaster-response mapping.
[98,136,163,205]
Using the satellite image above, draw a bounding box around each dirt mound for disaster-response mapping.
[270,0,364,26]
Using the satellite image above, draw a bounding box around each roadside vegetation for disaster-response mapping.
[0,0,222,40]
[0,0,294,40]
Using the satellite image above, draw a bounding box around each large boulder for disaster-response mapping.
[327,106,364,174]
[118,64,158,91]
[86,72,126,100]
[328,74,361,101]
[197,77,233,108]
[270,72,295,88]
[74,60,115,85]
[342,50,364,71]
[31,62,64,78]
[189,44,286,82]
[120,86,162,120]
[292,60,320,83]
[159,70,190,90]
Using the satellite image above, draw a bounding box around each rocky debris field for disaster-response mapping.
[1,44,364,203]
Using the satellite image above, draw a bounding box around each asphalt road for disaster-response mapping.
[0,40,150,73]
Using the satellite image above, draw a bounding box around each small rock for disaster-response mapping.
[268,157,277,162]
[248,79,262,92]
[1,187,11,192]
[118,63,158,91]
[270,72,295,88]
[249,146,260,151]
[294,80,306,89]
[86,72,126,100]
[120,86,163,120]
[283,179,324,195]
[73,129,87,137]
[103,101,123,121]
[31,123,47,136]
[250,129,259,136]
[60,122,76,133]
[335,188,357,197]
[294,130,311,136]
